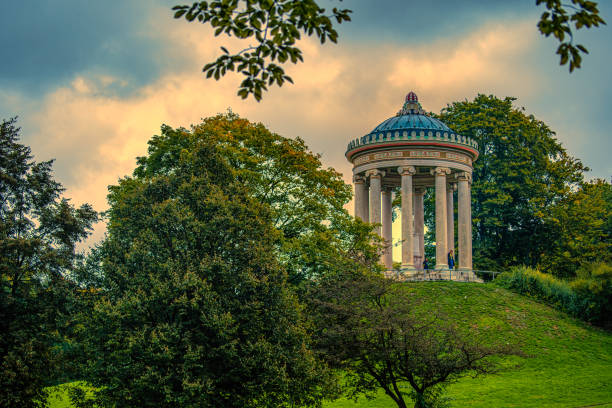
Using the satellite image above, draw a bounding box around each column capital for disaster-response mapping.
[431,166,451,176]
[414,186,427,195]
[366,169,385,179]
[456,171,472,183]
[353,175,366,184]
[397,165,416,176]
[447,182,457,191]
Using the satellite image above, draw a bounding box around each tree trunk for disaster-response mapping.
[395,396,408,408]
[413,392,427,408]
[385,389,409,408]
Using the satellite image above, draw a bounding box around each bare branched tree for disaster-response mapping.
[309,274,521,408]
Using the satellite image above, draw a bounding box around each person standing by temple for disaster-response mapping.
[423,258,429,271]
[448,250,455,270]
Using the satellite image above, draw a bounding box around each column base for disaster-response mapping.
[434,263,449,270]
[400,264,417,277]
[454,269,483,282]
[381,267,484,282]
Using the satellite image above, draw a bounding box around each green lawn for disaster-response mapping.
[325,282,612,408]
[48,386,72,408]
[47,282,612,408]
[47,382,95,408]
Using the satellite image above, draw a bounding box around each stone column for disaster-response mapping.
[353,176,367,221]
[457,172,473,270]
[362,181,370,223]
[381,187,393,270]
[414,187,426,269]
[432,167,450,269]
[367,169,384,237]
[467,181,472,269]
[447,182,455,257]
[398,166,416,270]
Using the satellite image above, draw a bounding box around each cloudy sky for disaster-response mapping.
[2,1,611,253]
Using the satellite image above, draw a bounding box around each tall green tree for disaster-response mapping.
[75,120,333,407]
[437,95,587,272]
[0,118,97,408]
[173,1,605,100]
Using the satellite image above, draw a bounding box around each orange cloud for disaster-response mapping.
[25,16,541,252]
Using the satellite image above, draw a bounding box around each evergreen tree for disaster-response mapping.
[0,118,97,408]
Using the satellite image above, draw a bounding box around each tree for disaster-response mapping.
[173,1,605,100]
[172,0,351,101]
[538,179,611,276]
[133,113,357,286]
[0,118,97,407]
[74,121,332,407]
[308,272,518,408]
[437,95,587,272]
[537,0,606,72]
[571,261,612,328]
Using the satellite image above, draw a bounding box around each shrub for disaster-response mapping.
[495,266,611,328]
[570,263,612,329]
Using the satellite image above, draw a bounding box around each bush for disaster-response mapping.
[570,263,612,329]
[495,266,611,328]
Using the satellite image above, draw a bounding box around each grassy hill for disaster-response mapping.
[325,281,612,408]
[47,281,612,408]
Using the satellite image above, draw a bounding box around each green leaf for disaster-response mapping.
[174,9,187,19]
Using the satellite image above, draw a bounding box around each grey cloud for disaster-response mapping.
[324,0,533,44]
[0,0,184,96]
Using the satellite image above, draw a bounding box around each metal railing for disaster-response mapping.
[384,269,502,283]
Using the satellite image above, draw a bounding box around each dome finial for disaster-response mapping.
[398,91,424,116]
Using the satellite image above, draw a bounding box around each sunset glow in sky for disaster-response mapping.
[2,1,611,252]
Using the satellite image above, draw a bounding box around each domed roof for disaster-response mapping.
[369,91,452,135]
[345,92,479,161]
[370,114,453,135]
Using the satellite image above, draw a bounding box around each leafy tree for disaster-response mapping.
[309,272,518,408]
[173,0,351,101]
[421,97,607,276]
[0,118,97,407]
[537,0,606,72]
[539,179,611,276]
[134,113,356,286]
[74,122,332,407]
[173,1,604,100]
[437,95,587,272]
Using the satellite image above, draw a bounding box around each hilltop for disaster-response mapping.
[325,281,612,408]
[48,281,612,408]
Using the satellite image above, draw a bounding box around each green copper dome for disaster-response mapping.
[371,91,452,134]
[345,92,479,160]
[370,114,453,135]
